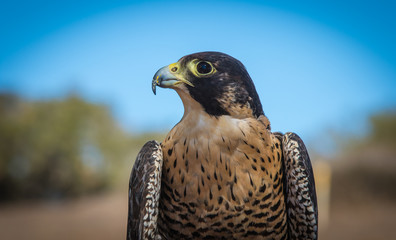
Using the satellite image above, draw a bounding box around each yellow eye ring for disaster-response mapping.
[188,59,216,77]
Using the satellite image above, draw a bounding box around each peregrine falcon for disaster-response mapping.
[127,52,318,240]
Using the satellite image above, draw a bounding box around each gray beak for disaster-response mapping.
[152,65,194,95]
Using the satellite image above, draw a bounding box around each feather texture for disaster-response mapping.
[278,132,318,239]
[127,141,163,240]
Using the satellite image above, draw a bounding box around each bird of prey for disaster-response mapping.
[127,52,318,240]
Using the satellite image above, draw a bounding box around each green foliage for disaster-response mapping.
[334,109,396,154]
[369,110,396,148]
[0,93,149,201]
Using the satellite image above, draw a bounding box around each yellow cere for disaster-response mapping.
[168,62,178,72]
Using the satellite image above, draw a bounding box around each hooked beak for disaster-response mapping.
[152,65,194,95]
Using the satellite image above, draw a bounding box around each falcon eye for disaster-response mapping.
[197,61,213,74]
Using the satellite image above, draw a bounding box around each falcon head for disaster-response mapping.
[152,52,263,119]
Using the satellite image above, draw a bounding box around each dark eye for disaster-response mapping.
[197,61,212,74]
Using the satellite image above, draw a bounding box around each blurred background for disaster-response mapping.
[0,0,395,239]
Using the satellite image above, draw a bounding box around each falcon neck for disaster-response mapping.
[174,89,238,139]
[175,87,261,120]
[174,88,268,135]
[176,89,212,122]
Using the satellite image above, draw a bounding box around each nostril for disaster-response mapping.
[171,67,178,72]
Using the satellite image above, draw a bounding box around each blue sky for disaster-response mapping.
[0,0,395,151]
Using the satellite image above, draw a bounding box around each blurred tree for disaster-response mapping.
[0,93,139,201]
[369,110,396,148]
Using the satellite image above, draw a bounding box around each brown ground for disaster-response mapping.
[319,201,396,240]
[1,190,395,240]
[0,193,126,240]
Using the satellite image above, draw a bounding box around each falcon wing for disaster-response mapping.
[278,132,318,240]
[127,140,163,240]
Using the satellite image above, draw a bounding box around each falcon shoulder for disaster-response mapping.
[275,132,318,240]
[127,140,163,240]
